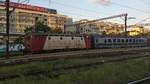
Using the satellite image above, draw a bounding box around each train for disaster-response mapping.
[24,33,150,53]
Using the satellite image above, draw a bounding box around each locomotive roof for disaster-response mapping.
[28,32,84,37]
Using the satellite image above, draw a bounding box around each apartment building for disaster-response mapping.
[72,19,124,35]
[0,1,70,33]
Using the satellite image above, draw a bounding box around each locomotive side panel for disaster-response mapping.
[31,35,47,52]
[84,36,92,49]
[43,36,86,50]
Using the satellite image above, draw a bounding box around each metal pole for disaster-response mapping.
[125,14,128,37]
[6,0,10,58]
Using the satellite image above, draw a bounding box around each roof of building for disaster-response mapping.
[0,1,57,14]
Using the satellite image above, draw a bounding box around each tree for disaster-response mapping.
[24,21,52,34]
[24,27,33,34]
[14,21,52,47]
[14,36,24,44]
[101,31,106,36]
[53,28,63,33]
[34,21,52,33]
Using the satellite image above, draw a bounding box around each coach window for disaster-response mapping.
[121,39,124,43]
[133,39,135,43]
[136,39,138,43]
[141,39,143,43]
[138,39,140,43]
[81,37,83,40]
[113,39,116,43]
[138,39,141,43]
[108,39,112,43]
[141,39,144,42]
[126,39,128,43]
[134,39,137,43]
[129,39,132,43]
[96,39,98,43]
[117,39,120,42]
[104,39,107,43]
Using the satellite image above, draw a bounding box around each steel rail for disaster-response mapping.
[128,76,150,84]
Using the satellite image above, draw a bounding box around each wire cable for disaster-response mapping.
[51,1,111,15]
[111,1,150,14]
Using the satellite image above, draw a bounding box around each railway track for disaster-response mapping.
[0,51,149,80]
[128,76,150,84]
[0,47,150,66]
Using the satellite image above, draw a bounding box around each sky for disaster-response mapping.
[11,0,150,25]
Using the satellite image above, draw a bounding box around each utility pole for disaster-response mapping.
[124,14,128,37]
[6,0,10,58]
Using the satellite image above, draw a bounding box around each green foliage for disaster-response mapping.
[24,27,33,34]
[34,22,52,33]
[24,21,52,34]
[14,36,24,44]
[53,28,63,33]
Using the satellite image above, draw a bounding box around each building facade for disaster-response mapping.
[69,19,124,35]
[0,1,70,33]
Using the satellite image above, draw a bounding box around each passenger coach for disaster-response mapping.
[92,34,148,48]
